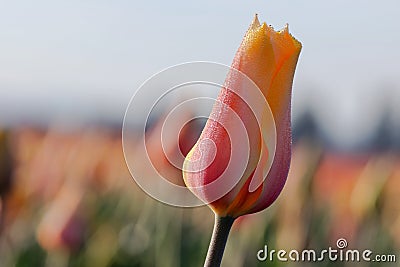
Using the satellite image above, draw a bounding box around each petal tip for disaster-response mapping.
[250,14,261,29]
[281,24,302,49]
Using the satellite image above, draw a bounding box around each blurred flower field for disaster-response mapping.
[0,126,399,267]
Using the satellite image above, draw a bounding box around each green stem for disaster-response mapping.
[204,215,235,267]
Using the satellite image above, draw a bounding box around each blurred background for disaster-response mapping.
[0,0,399,266]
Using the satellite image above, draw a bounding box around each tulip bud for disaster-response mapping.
[183,15,301,218]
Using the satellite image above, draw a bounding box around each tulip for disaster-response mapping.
[37,183,86,252]
[183,15,301,266]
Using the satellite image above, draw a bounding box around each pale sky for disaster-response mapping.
[1,0,399,145]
